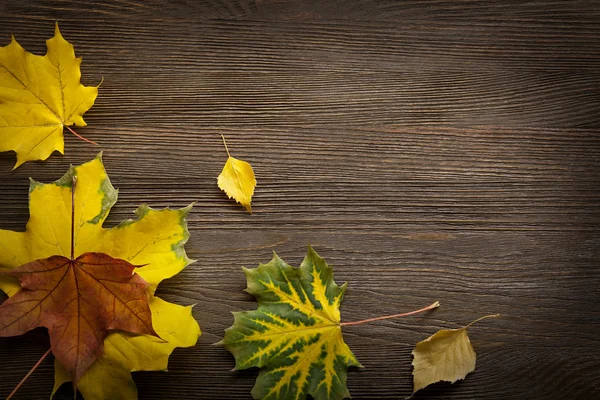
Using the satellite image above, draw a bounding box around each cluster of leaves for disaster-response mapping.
[0,23,256,212]
[0,156,200,399]
[0,24,498,400]
[219,247,497,399]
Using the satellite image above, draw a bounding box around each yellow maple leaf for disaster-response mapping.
[0,154,200,399]
[0,22,99,168]
[411,314,500,395]
[217,135,257,213]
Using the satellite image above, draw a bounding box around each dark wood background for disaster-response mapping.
[1,1,599,399]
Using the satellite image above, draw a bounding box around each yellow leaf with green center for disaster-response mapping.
[219,247,362,400]
[0,154,200,399]
[0,22,98,168]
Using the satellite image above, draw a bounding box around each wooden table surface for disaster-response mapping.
[1,1,599,399]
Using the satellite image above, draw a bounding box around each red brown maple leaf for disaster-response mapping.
[0,177,157,385]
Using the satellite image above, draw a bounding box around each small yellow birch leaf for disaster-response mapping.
[411,314,499,395]
[0,22,98,168]
[217,135,256,213]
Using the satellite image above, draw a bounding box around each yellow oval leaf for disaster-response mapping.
[411,314,499,395]
[411,327,476,394]
[218,155,256,213]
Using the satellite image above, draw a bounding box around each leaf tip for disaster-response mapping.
[52,21,65,43]
[135,203,151,218]
[339,281,349,292]
[28,177,43,193]
[241,266,252,274]
[306,245,322,261]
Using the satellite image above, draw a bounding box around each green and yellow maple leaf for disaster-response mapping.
[0,154,200,400]
[219,247,362,400]
[0,22,98,168]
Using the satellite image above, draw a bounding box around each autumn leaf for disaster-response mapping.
[217,135,256,213]
[0,251,157,384]
[219,247,439,400]
[0,22,98,168]
[219,247,361,400]
[411,314,500,395]
[0,154,200,399]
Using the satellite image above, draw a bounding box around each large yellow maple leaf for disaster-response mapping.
[0,154,200,399]
[0,23,98,168]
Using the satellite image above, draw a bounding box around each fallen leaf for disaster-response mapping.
[217,135,256,213]
[53,296,199,400]
[0,154,200,399]
[411,314,500,395]
[219,246,362,400]
[0,252,156,384]
[0,22,98,168]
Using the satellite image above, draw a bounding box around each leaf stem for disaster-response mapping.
[221,134,231,158]
[466,314,500,328]
[6,348,52,400]
[65,125,97,145]
[71,176,77,261]
[340,301,440,327]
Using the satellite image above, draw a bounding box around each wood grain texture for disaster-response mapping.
[0,1,599,399]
